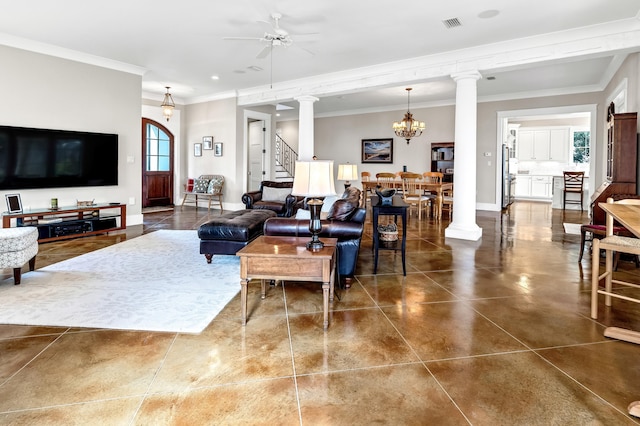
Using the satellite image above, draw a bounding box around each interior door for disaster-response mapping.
[142,118,174,207]
[248,120,266,191]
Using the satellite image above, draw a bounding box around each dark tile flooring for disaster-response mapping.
[1,201,639,425]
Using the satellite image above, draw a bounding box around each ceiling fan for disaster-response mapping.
[223,13,317,59]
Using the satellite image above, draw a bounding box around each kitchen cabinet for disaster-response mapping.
[515,176,531,197]
[515,175,552,199]
[530,176,551,198]
[517,128,569,161]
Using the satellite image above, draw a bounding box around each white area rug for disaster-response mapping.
[563,223,583,235]
[0,230,240,333]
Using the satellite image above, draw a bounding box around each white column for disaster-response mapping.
[445,71,483,241]
[295,95,318,161]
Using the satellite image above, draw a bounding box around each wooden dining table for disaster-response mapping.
[597,201,640,418]
[362,179,453,220]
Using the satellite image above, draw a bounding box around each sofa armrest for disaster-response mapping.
[350,208,367,223]
[283,194,305,217]
[241,190,262,209]
[263,218,364,240]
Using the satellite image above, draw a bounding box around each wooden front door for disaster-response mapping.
[142,118,174,207]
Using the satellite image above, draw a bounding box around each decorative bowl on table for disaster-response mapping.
[375,188,396,206]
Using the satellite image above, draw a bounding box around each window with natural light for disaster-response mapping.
[572,130,590,164]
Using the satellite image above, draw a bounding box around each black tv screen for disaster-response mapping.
[0,125,118,190]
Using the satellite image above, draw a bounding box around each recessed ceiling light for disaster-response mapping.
[211,75,219,80]
[478,10,499,19]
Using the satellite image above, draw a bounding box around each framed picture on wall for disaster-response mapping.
[361,138,393,163]
[202,136,213,150]
[194,143,202,157]
[214,142,223,157]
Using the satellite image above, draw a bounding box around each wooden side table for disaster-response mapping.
[371,195,408,276]
[237,236,338,330]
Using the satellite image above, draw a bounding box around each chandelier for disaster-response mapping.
[160,86,175,122]
[392,87,425,144]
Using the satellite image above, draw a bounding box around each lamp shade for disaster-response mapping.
[292,160,336,197]
[337,163,358,181]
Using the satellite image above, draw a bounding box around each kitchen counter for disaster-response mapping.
[551,175,589,210]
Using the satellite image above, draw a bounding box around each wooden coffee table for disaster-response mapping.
[237,236,338,330]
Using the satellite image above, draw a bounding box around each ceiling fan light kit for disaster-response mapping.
[393,88,425,144]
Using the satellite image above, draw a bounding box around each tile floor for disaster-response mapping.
[1,201,639,425]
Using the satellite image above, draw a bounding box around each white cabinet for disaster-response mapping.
[515,175,552,199]
[517,128,569,161]
[515,176,531,197]
[530,176,551,197]
[549,129,569,162]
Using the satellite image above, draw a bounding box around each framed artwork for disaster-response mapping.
[5,193,22,213]
[203,136,213,150]
[194,143,202,157]
[361,138,393,163]
[214,142,223,157]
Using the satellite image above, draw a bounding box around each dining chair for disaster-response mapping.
[376,172,397,190]
[591,197,640,320]
[421,171,443,213]
[361,171,372,204]
[400,172,431,220]
[563,171,585,210]
[441,185,453,220]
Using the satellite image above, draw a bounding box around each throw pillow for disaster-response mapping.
[262,186,291,202]
[327,199,357,221]
[342,186,362,207]
[320,195,340,212]
[193,178,210,193]
[295,209,329,220]
[186,178,195,192]
[207,176,224,194]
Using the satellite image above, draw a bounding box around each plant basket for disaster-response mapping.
[378,223,398,242]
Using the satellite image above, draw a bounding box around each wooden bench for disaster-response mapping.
[181,174,224,211]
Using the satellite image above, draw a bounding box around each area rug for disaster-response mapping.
[0,230,239,333]
[563,223,582,235]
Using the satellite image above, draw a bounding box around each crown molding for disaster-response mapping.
[0,32,147,76]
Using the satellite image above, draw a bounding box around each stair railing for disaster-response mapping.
[275,134,297,178]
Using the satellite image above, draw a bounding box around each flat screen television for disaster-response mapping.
[0,125,118,190]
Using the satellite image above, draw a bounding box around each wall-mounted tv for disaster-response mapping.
[0,125,118,190]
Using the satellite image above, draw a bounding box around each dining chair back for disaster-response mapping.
[563,171,585,210]
[591,197,640,320]
[423,171,443,183]
[376,172,396,189]
[400,172,430,220]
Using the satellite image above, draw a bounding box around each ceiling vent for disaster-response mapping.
[442,18,462,29]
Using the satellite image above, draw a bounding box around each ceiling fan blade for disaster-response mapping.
[256,45,272,59]
[223,36,263,41]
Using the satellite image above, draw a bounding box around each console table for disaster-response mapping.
[371,195,408,276]
[2,203,126,243]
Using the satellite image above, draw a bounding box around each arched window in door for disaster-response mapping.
[142,118,174,207]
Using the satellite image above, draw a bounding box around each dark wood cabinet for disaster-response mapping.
[430,142,454,183]
[591,112,638,224]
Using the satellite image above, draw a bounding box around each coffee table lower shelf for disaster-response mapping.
[237,236,337,330]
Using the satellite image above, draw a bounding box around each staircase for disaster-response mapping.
[275,134,297,181]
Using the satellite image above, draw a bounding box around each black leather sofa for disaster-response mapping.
[241,180,302,217]
[262,188,365,286]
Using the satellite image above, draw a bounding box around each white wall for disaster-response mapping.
[0,45,143,224]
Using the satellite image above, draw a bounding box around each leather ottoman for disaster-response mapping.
[198,209,276,263]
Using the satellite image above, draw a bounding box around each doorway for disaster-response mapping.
[142,118,174,207]
[496,105,597,210]
[248,120,266,192]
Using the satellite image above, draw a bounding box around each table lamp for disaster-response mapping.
[337,163,358,189]
[292,160,336,251]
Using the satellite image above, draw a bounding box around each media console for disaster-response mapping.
[2,203,126,243]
